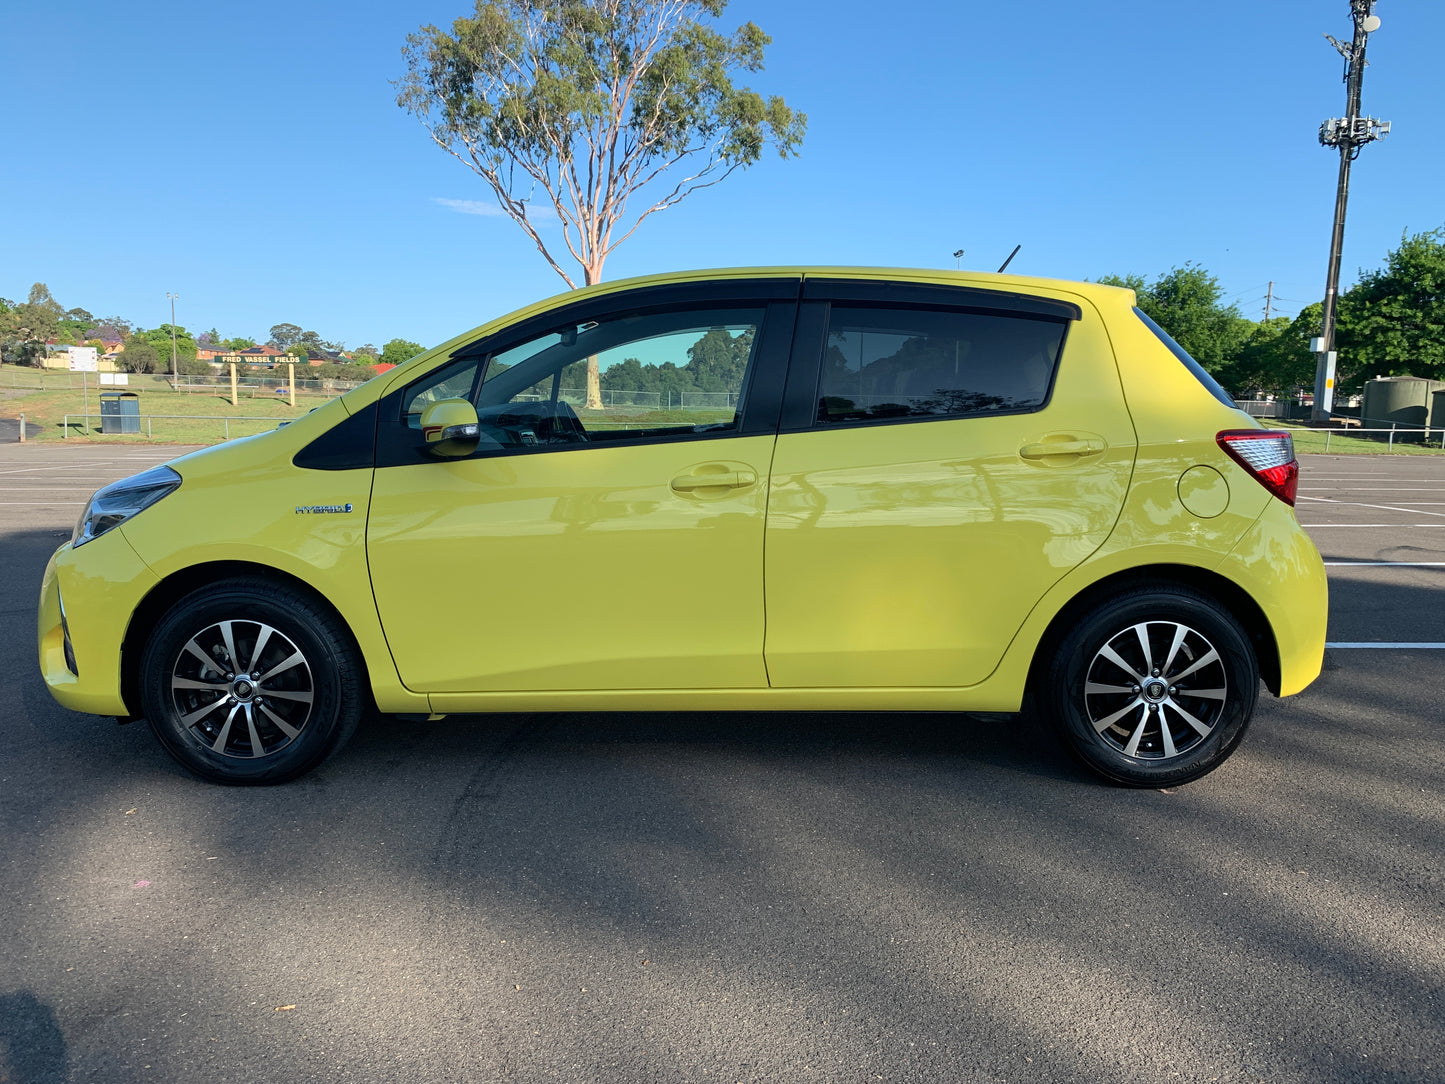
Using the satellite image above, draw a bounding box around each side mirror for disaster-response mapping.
[419,398,481,458]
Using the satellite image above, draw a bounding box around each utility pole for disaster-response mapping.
[1311,0,1390,422]
[1264,282,1275,322]
[166,292,179,390]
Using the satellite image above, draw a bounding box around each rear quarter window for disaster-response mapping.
[1133,307,1235,409]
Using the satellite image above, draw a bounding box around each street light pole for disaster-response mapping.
[1311,1,1390,422]
[166,292,179,390]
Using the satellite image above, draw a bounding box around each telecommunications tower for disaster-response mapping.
[1311,1,1391,421]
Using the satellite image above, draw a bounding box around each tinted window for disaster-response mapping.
[1134,307,1235,408]
[402,358,481,429]
[400,305,765,453]
[815,306,1066,425]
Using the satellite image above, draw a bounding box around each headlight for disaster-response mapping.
[73,465,183,548]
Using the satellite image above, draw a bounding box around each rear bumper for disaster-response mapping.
[1218,499,1327,697]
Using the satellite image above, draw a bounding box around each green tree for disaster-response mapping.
[269,323,303,349]
[380,338,425,367]
[1215,316,1315,397]
[26,283,63,319]
[117,334,162,374]
[0,316,46,366]
[0,283,62,366]
[1337,227,1445,380]
[1098,263,1251,374]
[315,362,380,383]
[397,0,805,405]
[139,325,199,371]
[686,326,751,391]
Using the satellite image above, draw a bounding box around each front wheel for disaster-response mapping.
[1042,586,1259,787]
[139,579,364,784]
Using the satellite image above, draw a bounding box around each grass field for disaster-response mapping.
[1275,422,1445,456]
[7,361,1444,454]
[0,384,315,443]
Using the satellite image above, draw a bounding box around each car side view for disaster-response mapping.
[38,268,1327,787]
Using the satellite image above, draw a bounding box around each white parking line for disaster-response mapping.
[1323,561,1445,567]
[1300,524,1445,528]
[1326,642,1445,649]
[1298,495,1445,518]
[1304,488,1445,492]
[0,462,172,475]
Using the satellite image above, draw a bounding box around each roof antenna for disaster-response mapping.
[997,244,1021,273]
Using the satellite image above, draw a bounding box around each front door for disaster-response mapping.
[366,282,797,694]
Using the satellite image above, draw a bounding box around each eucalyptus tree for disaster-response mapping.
[397,0,805,405]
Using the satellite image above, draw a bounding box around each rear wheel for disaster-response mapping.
[140,579,363,784]
[1042,586,1258,787]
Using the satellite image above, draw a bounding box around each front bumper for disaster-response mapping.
[38,532,159,717]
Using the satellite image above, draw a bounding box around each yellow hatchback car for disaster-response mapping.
[38,268,1326,787]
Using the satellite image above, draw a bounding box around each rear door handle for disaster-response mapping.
[1019,437,1107,460]
[670,466,758,492]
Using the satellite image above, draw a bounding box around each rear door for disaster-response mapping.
[763,278,1136,688]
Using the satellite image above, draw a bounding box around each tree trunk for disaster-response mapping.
[586,357,602,410]
[583,260,604,409]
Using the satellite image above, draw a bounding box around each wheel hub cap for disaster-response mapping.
[1082,620,1228,761]
[168,619,315,759]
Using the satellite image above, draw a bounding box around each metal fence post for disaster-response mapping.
[1325,430,1332,453]
[18,413,25,442]
[63,414,69,439]
[1389,423,1396,451]
[224,419,230,440]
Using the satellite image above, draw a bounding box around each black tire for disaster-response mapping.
[139,578,365,785]
[1041,585,1258,787]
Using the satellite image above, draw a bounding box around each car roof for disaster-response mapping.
[345,267,1137,412]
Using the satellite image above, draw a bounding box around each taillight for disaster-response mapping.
[1217,430,1298,506]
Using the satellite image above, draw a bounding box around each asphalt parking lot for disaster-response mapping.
[1,444,1441,1084]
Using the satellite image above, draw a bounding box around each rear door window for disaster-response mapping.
[814,305,1066,426]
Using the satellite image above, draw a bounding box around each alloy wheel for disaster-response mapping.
[1082,620,1228,761]
[168,619,315,759]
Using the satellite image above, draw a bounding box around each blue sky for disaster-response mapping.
[3,1,1441,349]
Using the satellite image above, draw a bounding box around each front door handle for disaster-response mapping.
[1019,436,1107,460]
[670,465,759,493]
